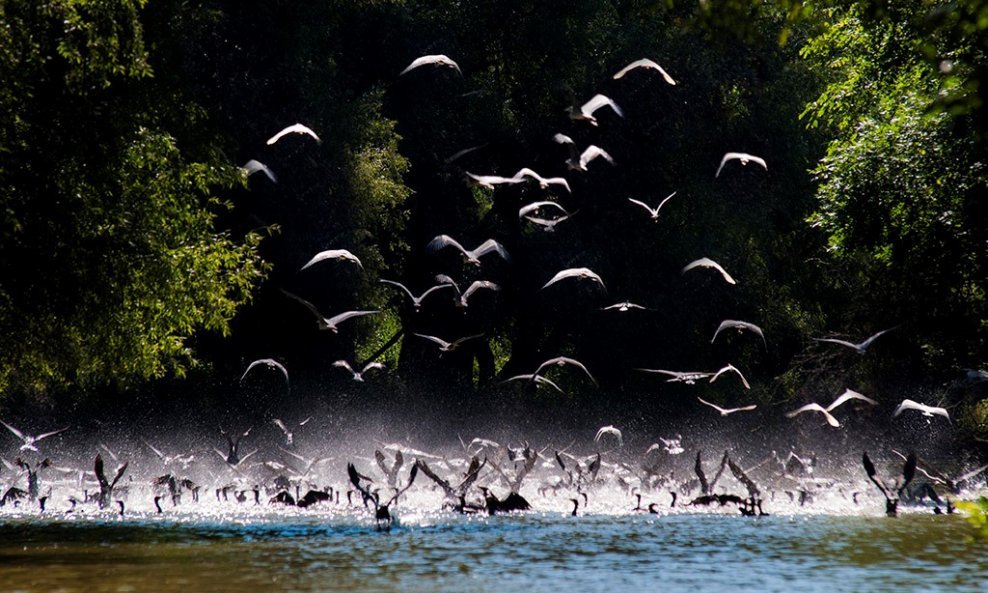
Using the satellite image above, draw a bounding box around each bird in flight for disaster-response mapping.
[711,320,766,347]
[400,54,461,76]
[427,235,511,266]
[682,257,736,285]
[715,152,767,178]
[241,159,277,183]
[697,397,757,416]
[240,358,290,387]
[542,267,606,291]
[414,333,485,353]
[594,425,624,447]
[333,360,385,382]
[0,420,69,452]
[534,356,598,386]
[628,192,677,222]
[785,403,841,428]
[300,249,363,271]
[613,58,677,85]
[465,172,524,189]
[266,123,321,146]
[379,279,454,311]
[500,373,565,395]
[281,290,379,333]
[893,399,950,421]
[710,364,751,390]
[568,94,624,126]
[454,280,501,309]
[512,168,572,193]
[813,326,899,354]
[566,145,616,172]
[601,301,650,312]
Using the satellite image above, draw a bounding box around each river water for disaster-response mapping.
[1,507,984,593]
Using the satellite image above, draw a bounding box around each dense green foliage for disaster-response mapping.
[0,0,984,427]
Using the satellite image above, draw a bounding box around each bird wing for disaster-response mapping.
[862,452,893,500]
[241,358,289,385]
[543,177,572,192]
[413,333,451,349]
[579,145,615,168]
[893,399,920,417]
[379,279,416,300]
[471,239,511,262]
[0,420,24,440]
[581,94,624,117]
[627,198,658,216]
[728,458,760,497]
[710,364,750,389]
[451,334,486,348]
[857,326,899,350]
[385,464,420,507]
[512,167,543,183]
[553,133,575,145]
[786,403,840,427]
[272,418,290,436]
[33,426,69,442]
[332,360,355,375]
[327,310,380,328]
[696,398,727,415]
[898,452,917,497]
[612,58,677,85]
[361,361,386,374]
[281,289,328,322]
[827,389,879,411]
[535,356,597,386]
[242,159,277,183]
[400,54,459,75]
[657,191,678,210]
[426,234,467,255]
[444,144,487,164]
[415,460,454,498]
[715,152,766,177]
[681,257,736,284]
[143,441,166,460]
[266,123,320,145]
[462,280,500,301]
[300,249,362,271]
[519,201,568,218]
[812,337,862,351]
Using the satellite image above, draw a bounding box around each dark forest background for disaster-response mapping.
[1,0,986,439]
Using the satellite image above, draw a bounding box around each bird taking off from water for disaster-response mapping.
[0,421,69,453]
[893,399,950,421]
[612,58,677,85]
[400,54,462,76]
[715,152,766,178]
[568,94,624,126]
[786,389,879,428]
[266,123,321,146]
[813,326,899,354]
[594,425,623,447]
[682,257,736,285]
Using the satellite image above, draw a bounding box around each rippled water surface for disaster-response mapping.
[1,510,984,593]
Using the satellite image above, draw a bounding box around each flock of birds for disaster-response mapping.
[2,54,984,529]
[0,414,984,528]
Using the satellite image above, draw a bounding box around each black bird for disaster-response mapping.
[348,462,418,529]
[863,451,916,516]
[478,487,532,515]
[94,454,128,510]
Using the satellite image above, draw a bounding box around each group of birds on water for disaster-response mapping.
[0,414,984,528]
[3,54,984,529]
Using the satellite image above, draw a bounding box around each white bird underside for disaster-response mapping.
[242,159,277,183]
[300,249,363,271]
[594,425,624,447]
[697,397,756,416]
[427,235,511,264]
[400,54,462,76]
[541,267,606,291]
[715,152,767,178]
[786,403,840,428]
[627,192,676,219]
[266,123,321,146]
[711,319,766,346]
[612,58,677,85]
[240,358,290,386]
[682,257,736,285]
[571,94,624,125]
[893,399,950,420]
